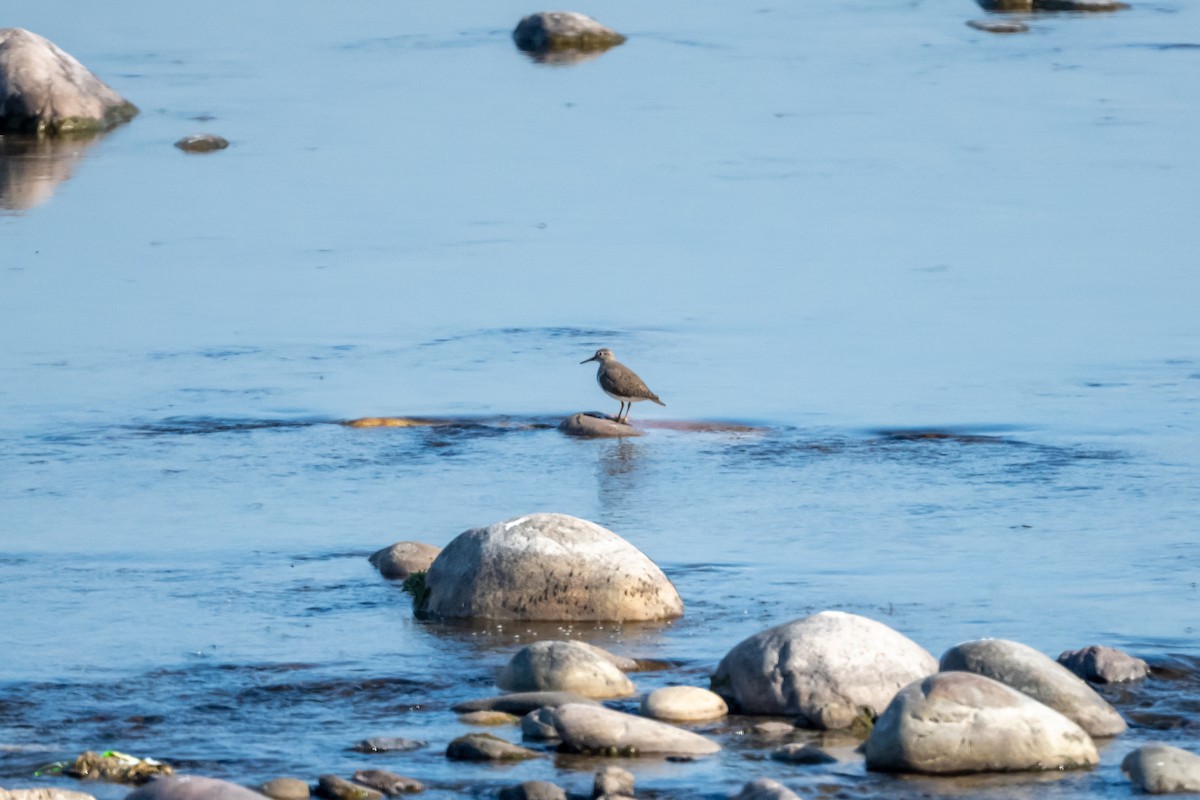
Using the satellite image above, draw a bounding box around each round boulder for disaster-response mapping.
[710,611,937,728]
[257,778,309,800]
[939,638,1126,737]
[864,671,1099,773]
[552,703,720,757]
[1058,645,1149,684]
[512,13,626,53]
[641,686,728,722]
[417,513,683,621]
[498,640,635,698]
[0,28,138,136]
[369,541,441,580]
[1122,745,1200,794]
[126,776,267,800]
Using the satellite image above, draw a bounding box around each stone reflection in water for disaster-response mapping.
[0,133,97,211]
[597,438,643,520]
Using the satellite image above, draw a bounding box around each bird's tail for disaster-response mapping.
[652,398,665,407]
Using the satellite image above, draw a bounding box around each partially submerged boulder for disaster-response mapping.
[939,638,1126,737]
[512,12,625,54]
[711,611,937,728]
[125,776,267,800]
[641,686,728,722]
[174,134,228,153]
[559,413,644,438]
[498,640,635,698]
[369,541,441,580]
[552,703,720,757]
[445,733,540,761]
[730,779,803,800]
[1122,744,1200,794]
[0,28,137,136]
[1058,645,1149,684]
[967,19,1029,32]
[416,513,683,621]
[977,0,1127,9]
[864,672,1099,774]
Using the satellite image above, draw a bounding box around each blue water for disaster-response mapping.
[1,0,1198,798]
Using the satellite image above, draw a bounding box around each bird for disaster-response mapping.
[580,348,665,425]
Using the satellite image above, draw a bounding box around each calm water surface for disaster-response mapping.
[1,1,1197,798]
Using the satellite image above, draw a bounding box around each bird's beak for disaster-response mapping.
[580,356,597,364]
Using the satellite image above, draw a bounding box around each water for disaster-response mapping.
[1,0,1198,797]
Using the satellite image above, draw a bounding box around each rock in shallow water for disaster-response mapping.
[593,766,635,798]
[939,638,1126,737]
[369,541,441,580]
[711,610,937,727]
[0,28,138,136]
[174,134,228,153]
[418,513,683,621]
[454,690,598,715]
[966,19,1029,33]
[730,779,803,800]
[316,775,380,800]
[125,776,267,800]
[498,782,566,800]
[512,12,625,53]
[641,686,728,722]
[1058,644,1149,684]
[552,703,720,756]
[499,640,635,698]
[351,770,423,795]
[522,706,560,740]
[257,778,310,800]
[559,413,644,438]
[1122,745,1200,794]
[977,0,1126,8]
[458,710,520,725]
[864,671,1099,774]
[770,742,837,765]
[445,733,540,761]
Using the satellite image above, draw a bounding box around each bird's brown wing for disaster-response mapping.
[601,363,663,404]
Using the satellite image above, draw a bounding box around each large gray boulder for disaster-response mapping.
[864,672,1099,774]
[1058,645,1149,684]
[552,703,720,756]
[416,513,683,621]
[939,638,1126,737]
[710,611,937,728]
[498,640,635,698]
[0,28,137,136]
[125,776,267,800]
[1122,745,1200,794]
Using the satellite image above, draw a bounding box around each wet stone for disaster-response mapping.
[317,775,381,800]
[458,710,520,725]
[174,134,228,153]
[966,19,1029,33]
[512,12,626,53]
[751,721,796,737]
[454,691,598,715]
[559,413,644,438]
[553,703,721,757]
[592,766,635,798]
[521,707,560,740]
[351,737,426,753]
[498,640,635,699]
[641,685,728,722]
[351,770,424,795]
[258,778,311,800]
[731,779,803,800]
[368,541,441,580]
[125,776,267,800]
[497,782,566,800]
[1058,644,1150,684]
[770,743,837,765]
[1122,745,1200,794]
[445,733,541,761]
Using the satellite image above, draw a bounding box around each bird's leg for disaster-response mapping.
[620,404,630,425]
[613,402,624,423]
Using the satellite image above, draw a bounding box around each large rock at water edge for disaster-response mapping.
[552,703,720,756]
[498,640,635,698]
[126,776,267,800]
[1122,745,1200,794]
[416,513,683,621]
[513,13,626,53]
[710,610,937,728]
[0,28,137,135]
[864,671,1099,773]
[1058,644,1149,684]
[939,638,1126,737]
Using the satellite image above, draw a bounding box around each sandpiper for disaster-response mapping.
[580,348,665,424]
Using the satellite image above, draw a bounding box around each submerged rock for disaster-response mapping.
[453,690,598,715]
[711,610,937,728]
[350,737,426,753]
[0,28,137,135]
[521,706,561,740]
[552,703,720,756]
[125,776,267,800]
[351,770,423,795]
[369,541,441,580]
[966,19,1029,32]
[417,513,683,621]
[1058,644,1150,684]
[257,778,310,800]
[1122,744,1200,794]
[641,686,728,722]
[498,640,635,698]
[559,413,644,438]
[316,775,380,800]
[445,733,540,761]
[939,638,1126,736]
[770,743,837,765]
[731,779,803,800]
[864,671,1099,774]
[512,12,625,54]
[977,0,1127,9]
[457,710,520,725]
[174,134,229,153]
[498,782,566,800]
[593,766,635,798]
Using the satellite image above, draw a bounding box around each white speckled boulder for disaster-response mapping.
[1122,745,1200,794]
[417,513,682,621]
[0,28,137,135]
[864,671,1099,774]
[939,638,1126,737]
[710,611,937,728]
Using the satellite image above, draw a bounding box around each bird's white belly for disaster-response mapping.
[603,389,645,402]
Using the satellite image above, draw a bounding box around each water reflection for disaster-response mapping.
[517,48,611,67]
[596,438,643,517]
[0,133,98,211]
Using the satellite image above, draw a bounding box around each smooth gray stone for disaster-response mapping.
[864,672,1099,774]
[316,776,381,800]
[512,12,625,52]
[498,640,635,699]
[444,733,540,761]
[711,610,937,728]
[418,513,682,621]
[940,638,1126,736]
[1058,645,1149,684]
[559,413,644,438]
[552,703,720,756]
[0,28,137,135]
[351,737,426,753]
[521,706,561,740]
[125,776,267,800]
[368,542,441,580]
[497,782,566,800]
[641,686,728,722]
[730,779,803,800]
[257,778,310,800]
[770,743,837,765]
[592,766,634,798]
[351,770,423,795]
[174,134,228,153]
[1122,745,1200,794]
[453,690,598,715]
